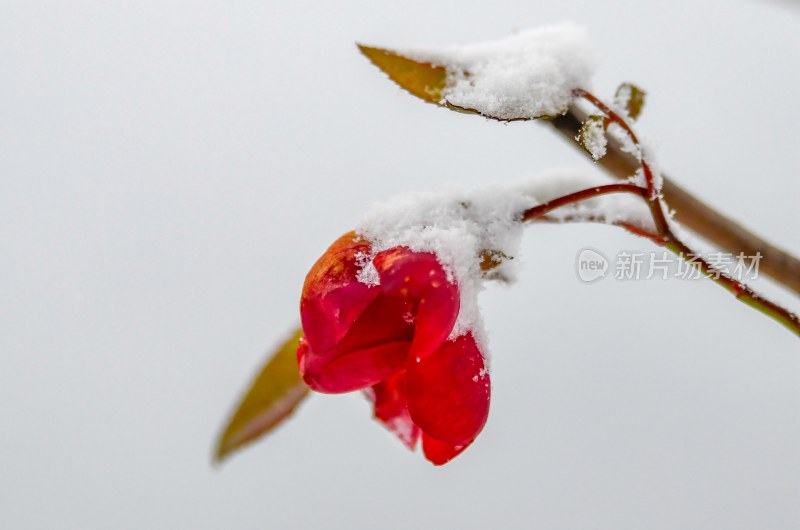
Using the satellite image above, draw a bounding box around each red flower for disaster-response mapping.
[298,231,490,465]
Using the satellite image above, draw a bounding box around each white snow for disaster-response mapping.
[354,169,653,358]
[404,23,598,120]
[581,117,608,160]
[607,122,639,160]
[640,140,664,194]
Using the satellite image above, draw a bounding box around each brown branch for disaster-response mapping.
[549,107,800,296]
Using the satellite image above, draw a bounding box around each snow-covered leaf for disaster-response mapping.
[215,328,309,462]
[614,83,646,121]
[358,23,597,121]
[578,115,608,161]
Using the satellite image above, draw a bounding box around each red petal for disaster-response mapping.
[300,232,378,356]
[300,295,413,393]
[297,335,311,373]
[373,248,459,362]
[406,332,490,446]
[365,371,420,450]
[421,434,467,466]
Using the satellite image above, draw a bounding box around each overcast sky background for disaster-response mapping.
[2,0,799,528]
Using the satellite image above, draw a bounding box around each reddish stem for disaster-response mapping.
[619,222,666,245]
[574,88,659,201]
[521,184,647,221]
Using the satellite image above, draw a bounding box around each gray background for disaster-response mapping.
[2,0,799,528]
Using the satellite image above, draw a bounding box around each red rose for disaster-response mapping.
[298,232,490,465]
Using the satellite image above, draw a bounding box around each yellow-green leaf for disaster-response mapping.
[357,44,447,104]
[215,327,309,463]
[614,82,646,121]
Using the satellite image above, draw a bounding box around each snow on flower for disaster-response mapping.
[356,182,537,346]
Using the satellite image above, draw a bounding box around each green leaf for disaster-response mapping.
[215,327,309,463]
[614,82,646,120]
